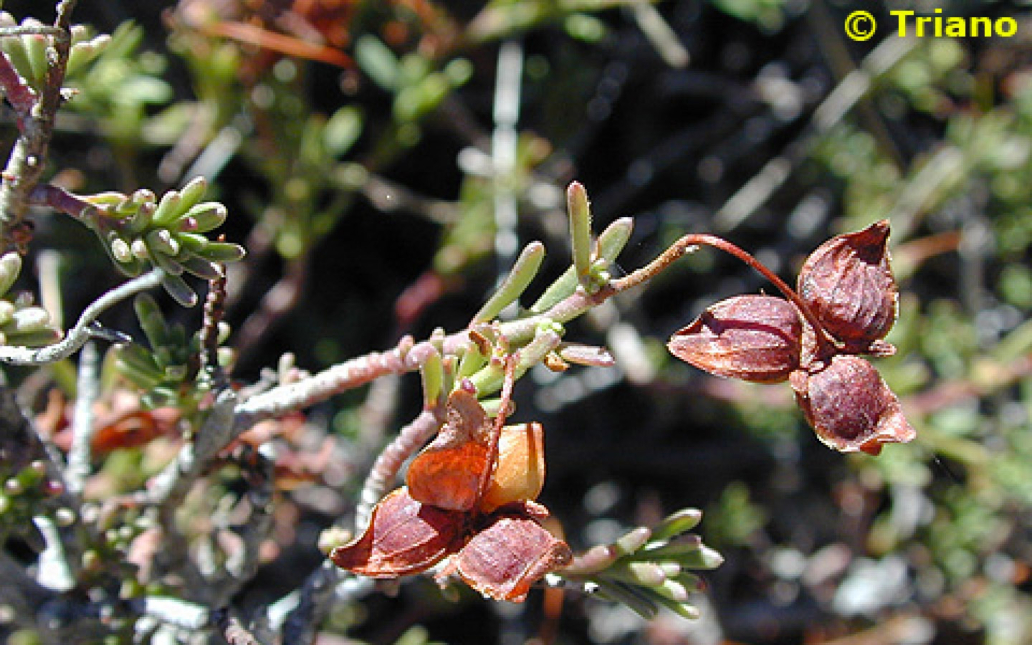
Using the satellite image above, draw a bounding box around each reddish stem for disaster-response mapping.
[0,53,36,117]
[607,233,837,356]
[478,354,518,503]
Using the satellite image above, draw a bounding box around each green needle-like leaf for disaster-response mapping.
[568,182,593,288]
[472,241,545,323]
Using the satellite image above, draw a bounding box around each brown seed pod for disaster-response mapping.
[446,511,572,602]
[329,488,466,577]
[797,220,899,352]
[790,355,915,455]
[668,295,803,383]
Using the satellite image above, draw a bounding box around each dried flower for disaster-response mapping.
[330,388,570,601]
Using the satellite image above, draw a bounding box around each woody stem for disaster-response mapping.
[607,233,837,355]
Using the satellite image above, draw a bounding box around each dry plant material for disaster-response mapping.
[330,386,570,601]
[668,220,916,455]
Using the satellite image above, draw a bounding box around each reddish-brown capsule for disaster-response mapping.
[445,507,572,602]
[790,356,915,455]
[329,488,466,577]
[668,295,802,383]
[797,220,899,352]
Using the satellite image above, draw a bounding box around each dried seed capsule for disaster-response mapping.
[797,220,898,352]
[329,488,465,577]
[447,510,572,602]
[790,355,915,455]
[668,295,802,383]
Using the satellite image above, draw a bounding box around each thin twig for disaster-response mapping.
[279,562,343,645]
[66,341,98,496]
[0,269,164,365]
[0,25,65,38]
[199,267,229,389]
[605,233,837,355]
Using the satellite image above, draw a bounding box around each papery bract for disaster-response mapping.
[407,389,493,512]
[797,220,898,352]
[479,422,545,513]
[667,295,802,383]
[446,508,573,602]
[790,355,915,456]
[329,488,466,577]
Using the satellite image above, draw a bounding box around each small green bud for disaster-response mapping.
[9,307,52,334]
[161,273,198,307]
[613,526,652,556]
[177,177,208,211]
[0,301,16,326]
[82,550,100,571]
[66,32,111,76]
[110,238,133,263]
[176,232,209,253]
[130,189,157,210]
[654,578,689,603]
[472,241,545,323]
[178,255,222,280]
[568,182,593,288]
[180,203,227,233]
[198,241,246,263]
[4,478,24,496]
[679,545,723,570]
[151,190,183,227]
[22,31,49,88]
[0,253,22,296]
[611,561,666,587]
[146,229,180,257]
[131,239,149,260]
[650,508,703,542]
[55,508,77,527]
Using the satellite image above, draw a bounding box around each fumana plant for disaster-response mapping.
[0,2,919,643]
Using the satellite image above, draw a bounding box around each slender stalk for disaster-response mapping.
[606,233,838,355]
